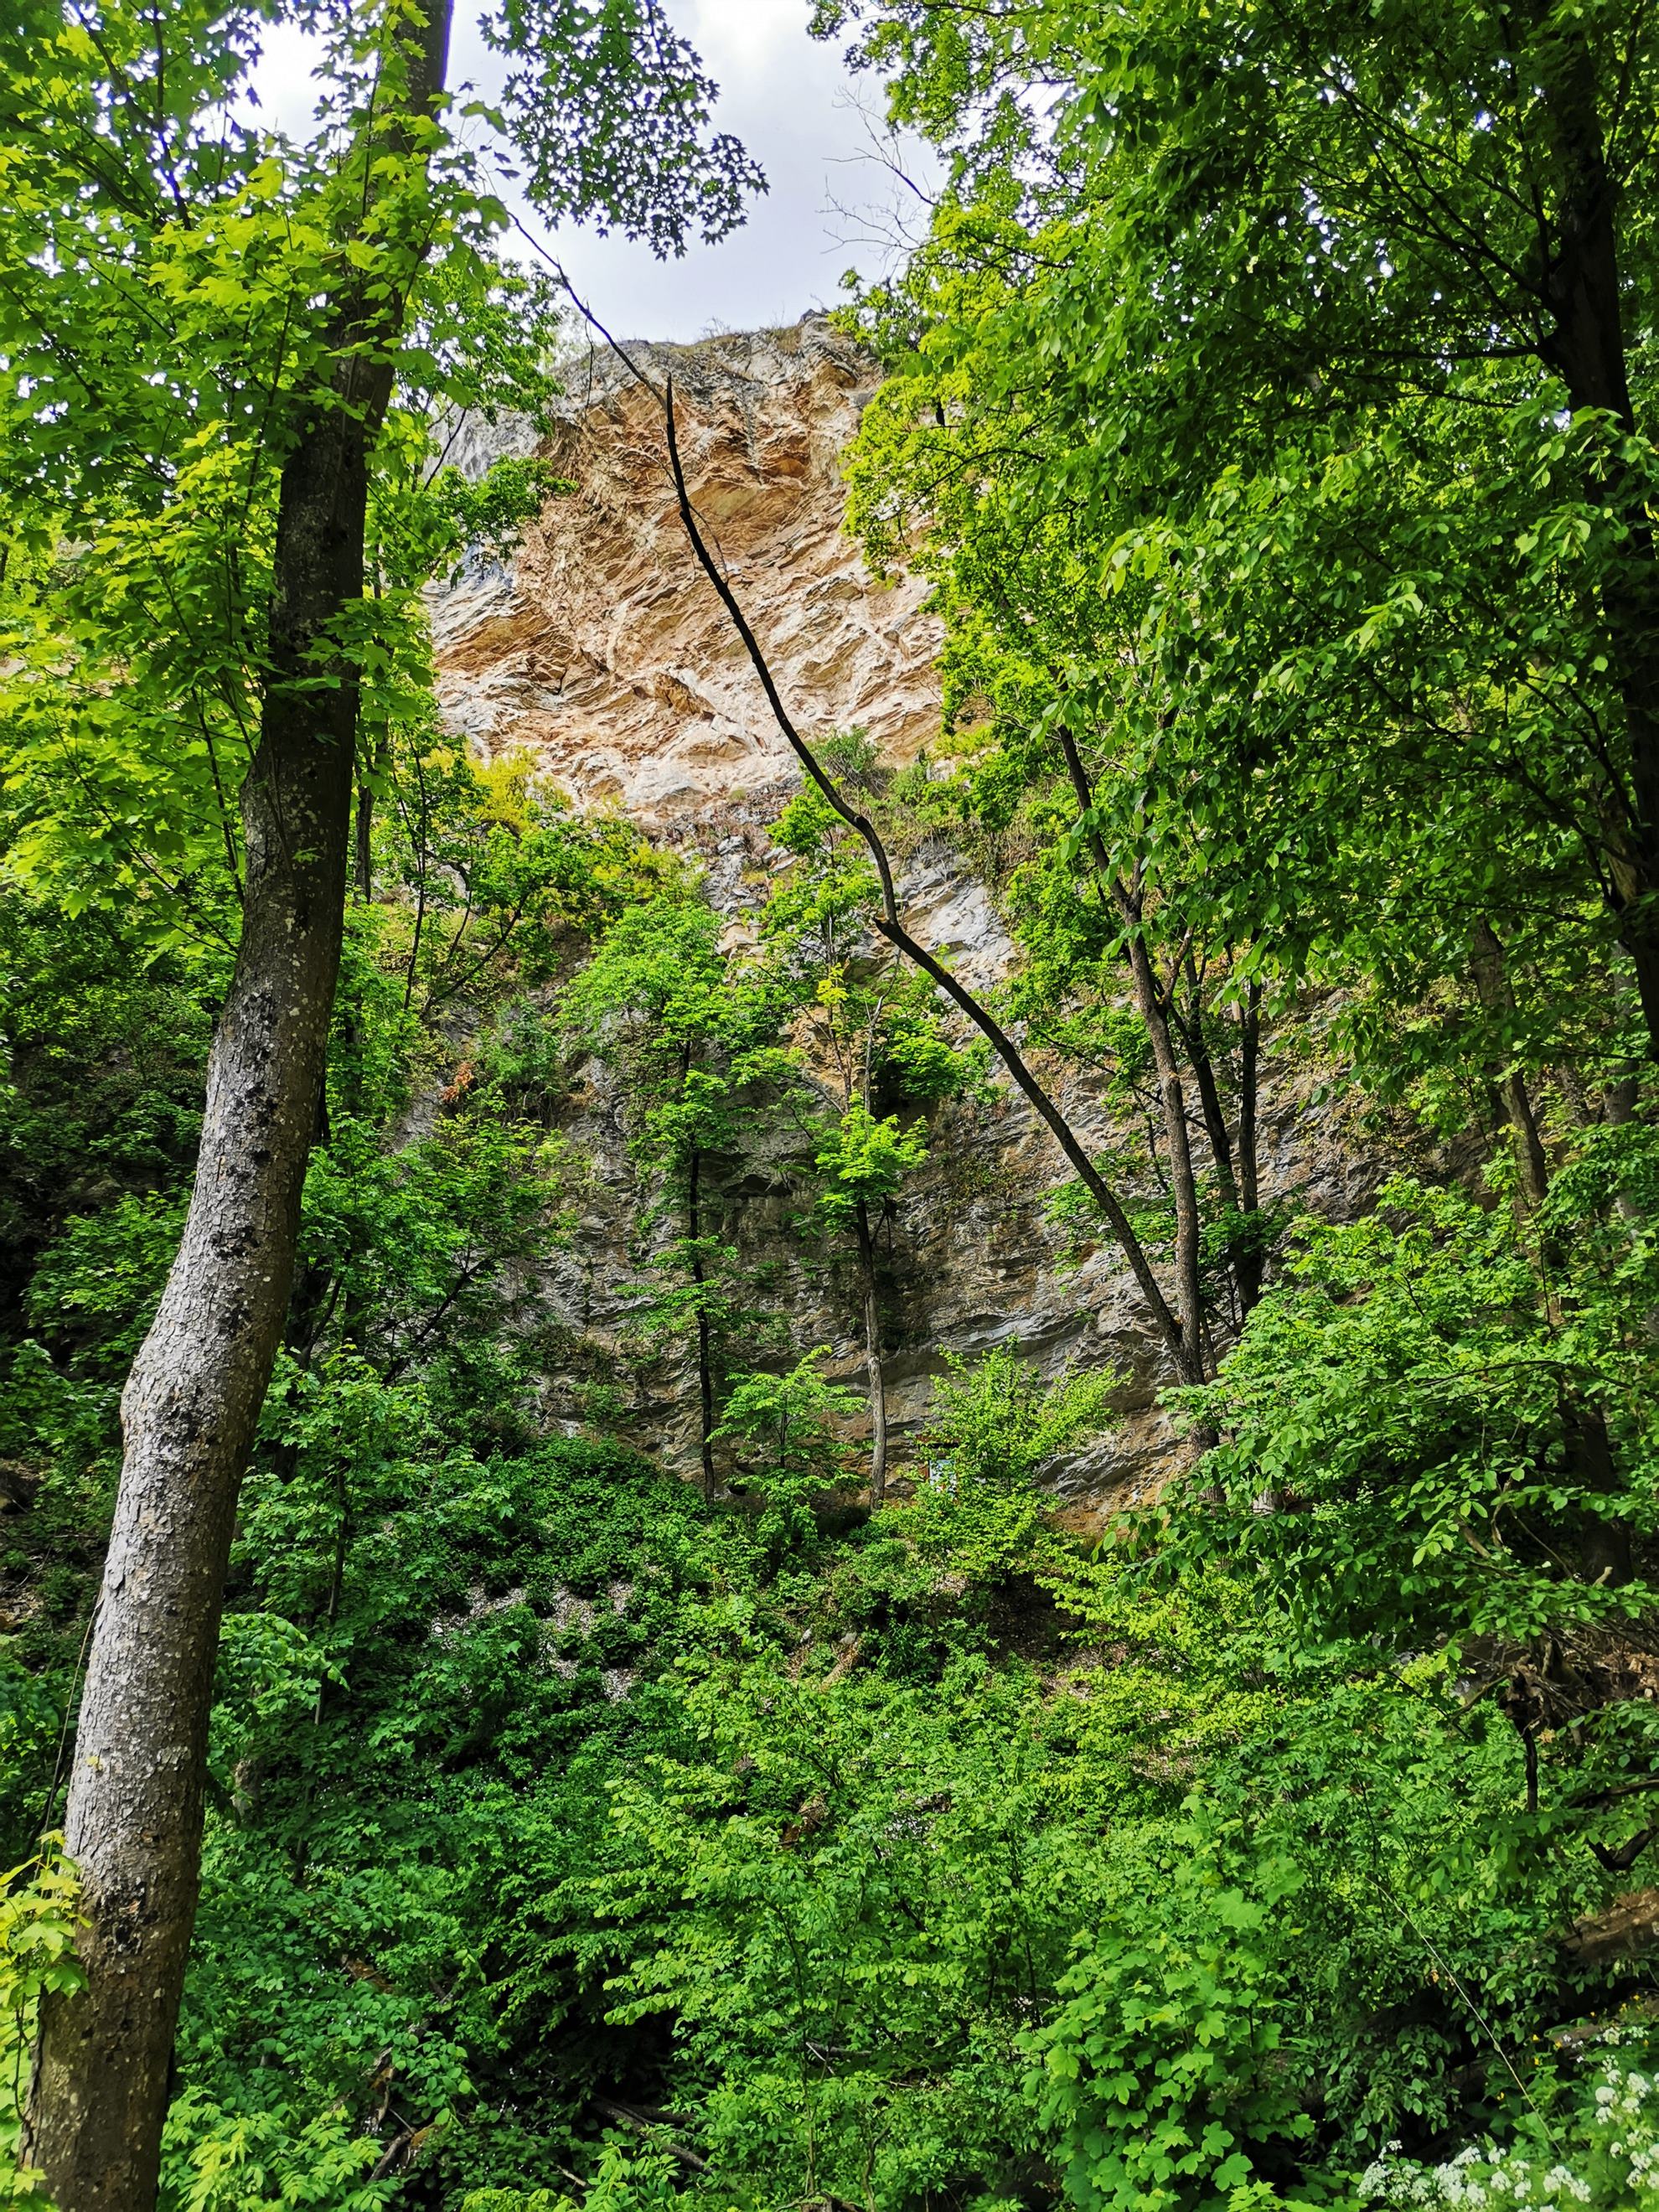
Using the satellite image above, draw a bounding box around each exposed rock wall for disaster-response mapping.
[429,321,1386,1513]
[432,322,938,819]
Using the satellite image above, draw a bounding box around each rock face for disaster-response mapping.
[430,320,1381,1514]
[432,322,939,821]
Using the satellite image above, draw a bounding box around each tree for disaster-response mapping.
[711,1349,863,1556]
[1163,1159,1659,1837]
[0,2,758,2199]
[14,8,464,2187]
[812,1101,927,1502]
[561,891,796,1496]
[762,775,979,1497]
[815,0,1659,1052]
[896,497,1275,1346]
[595,333,1245,1392]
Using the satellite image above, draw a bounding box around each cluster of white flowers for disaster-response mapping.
[1595,2069,1659,2190]
[1360,2057,1659,2209]
[1360,2142,1594,2210]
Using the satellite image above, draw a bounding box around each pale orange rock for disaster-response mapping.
[432,319,940,821]
[426,319,1393,1513]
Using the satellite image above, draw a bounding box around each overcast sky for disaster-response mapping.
[251,0,938,343]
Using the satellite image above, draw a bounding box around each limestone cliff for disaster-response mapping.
[432,321,938,822]
[429,320,1381,1512]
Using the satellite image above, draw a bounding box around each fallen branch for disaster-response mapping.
[1572,1773,1659,1811]
[592,2097,710,2174]
[1562,1885,1659,1965]
[369,2122,431,2182]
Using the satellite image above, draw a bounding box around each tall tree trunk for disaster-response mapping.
[354,778,375,900]
[687,1146,716,1501]
[1470,919,1551,1216]
[1115,904,1208,1379]
[1179,985,1242,1209]
[654,390,1198,1382]
[854,1198,888,1503]
[1047,721,1208,1379]
[1566,1400,1635,1590]
[1532,8,1659,1053]
[24,11,452,2203]
[1237,979,1263,1300]
[1172,956,1264,1320]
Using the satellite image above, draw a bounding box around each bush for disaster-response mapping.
[1029,1847,1315,2212]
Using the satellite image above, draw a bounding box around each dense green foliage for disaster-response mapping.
[3,731,1659,2209]
[9,0,1659,2207]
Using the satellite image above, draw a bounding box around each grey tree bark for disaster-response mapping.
[1174,960,1265,1320]
[1529,8,1659,1053]
[1049,718,1210,1382]
[1470,918,1552,1217]
[24,8,452,2204]
[687,1145,718,1501]
[1114,892,1208,1381]
[853,1198,888,1503]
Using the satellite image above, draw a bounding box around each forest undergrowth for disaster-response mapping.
[2,740,1659,2212]
[11,0,1659,2204]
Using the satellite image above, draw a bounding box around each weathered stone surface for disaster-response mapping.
[433,321,938,821]
[430,319,1398,1517]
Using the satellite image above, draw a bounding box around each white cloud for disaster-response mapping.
[491,0,935,342]
[685,0,804,82]
[244,0,933,343]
